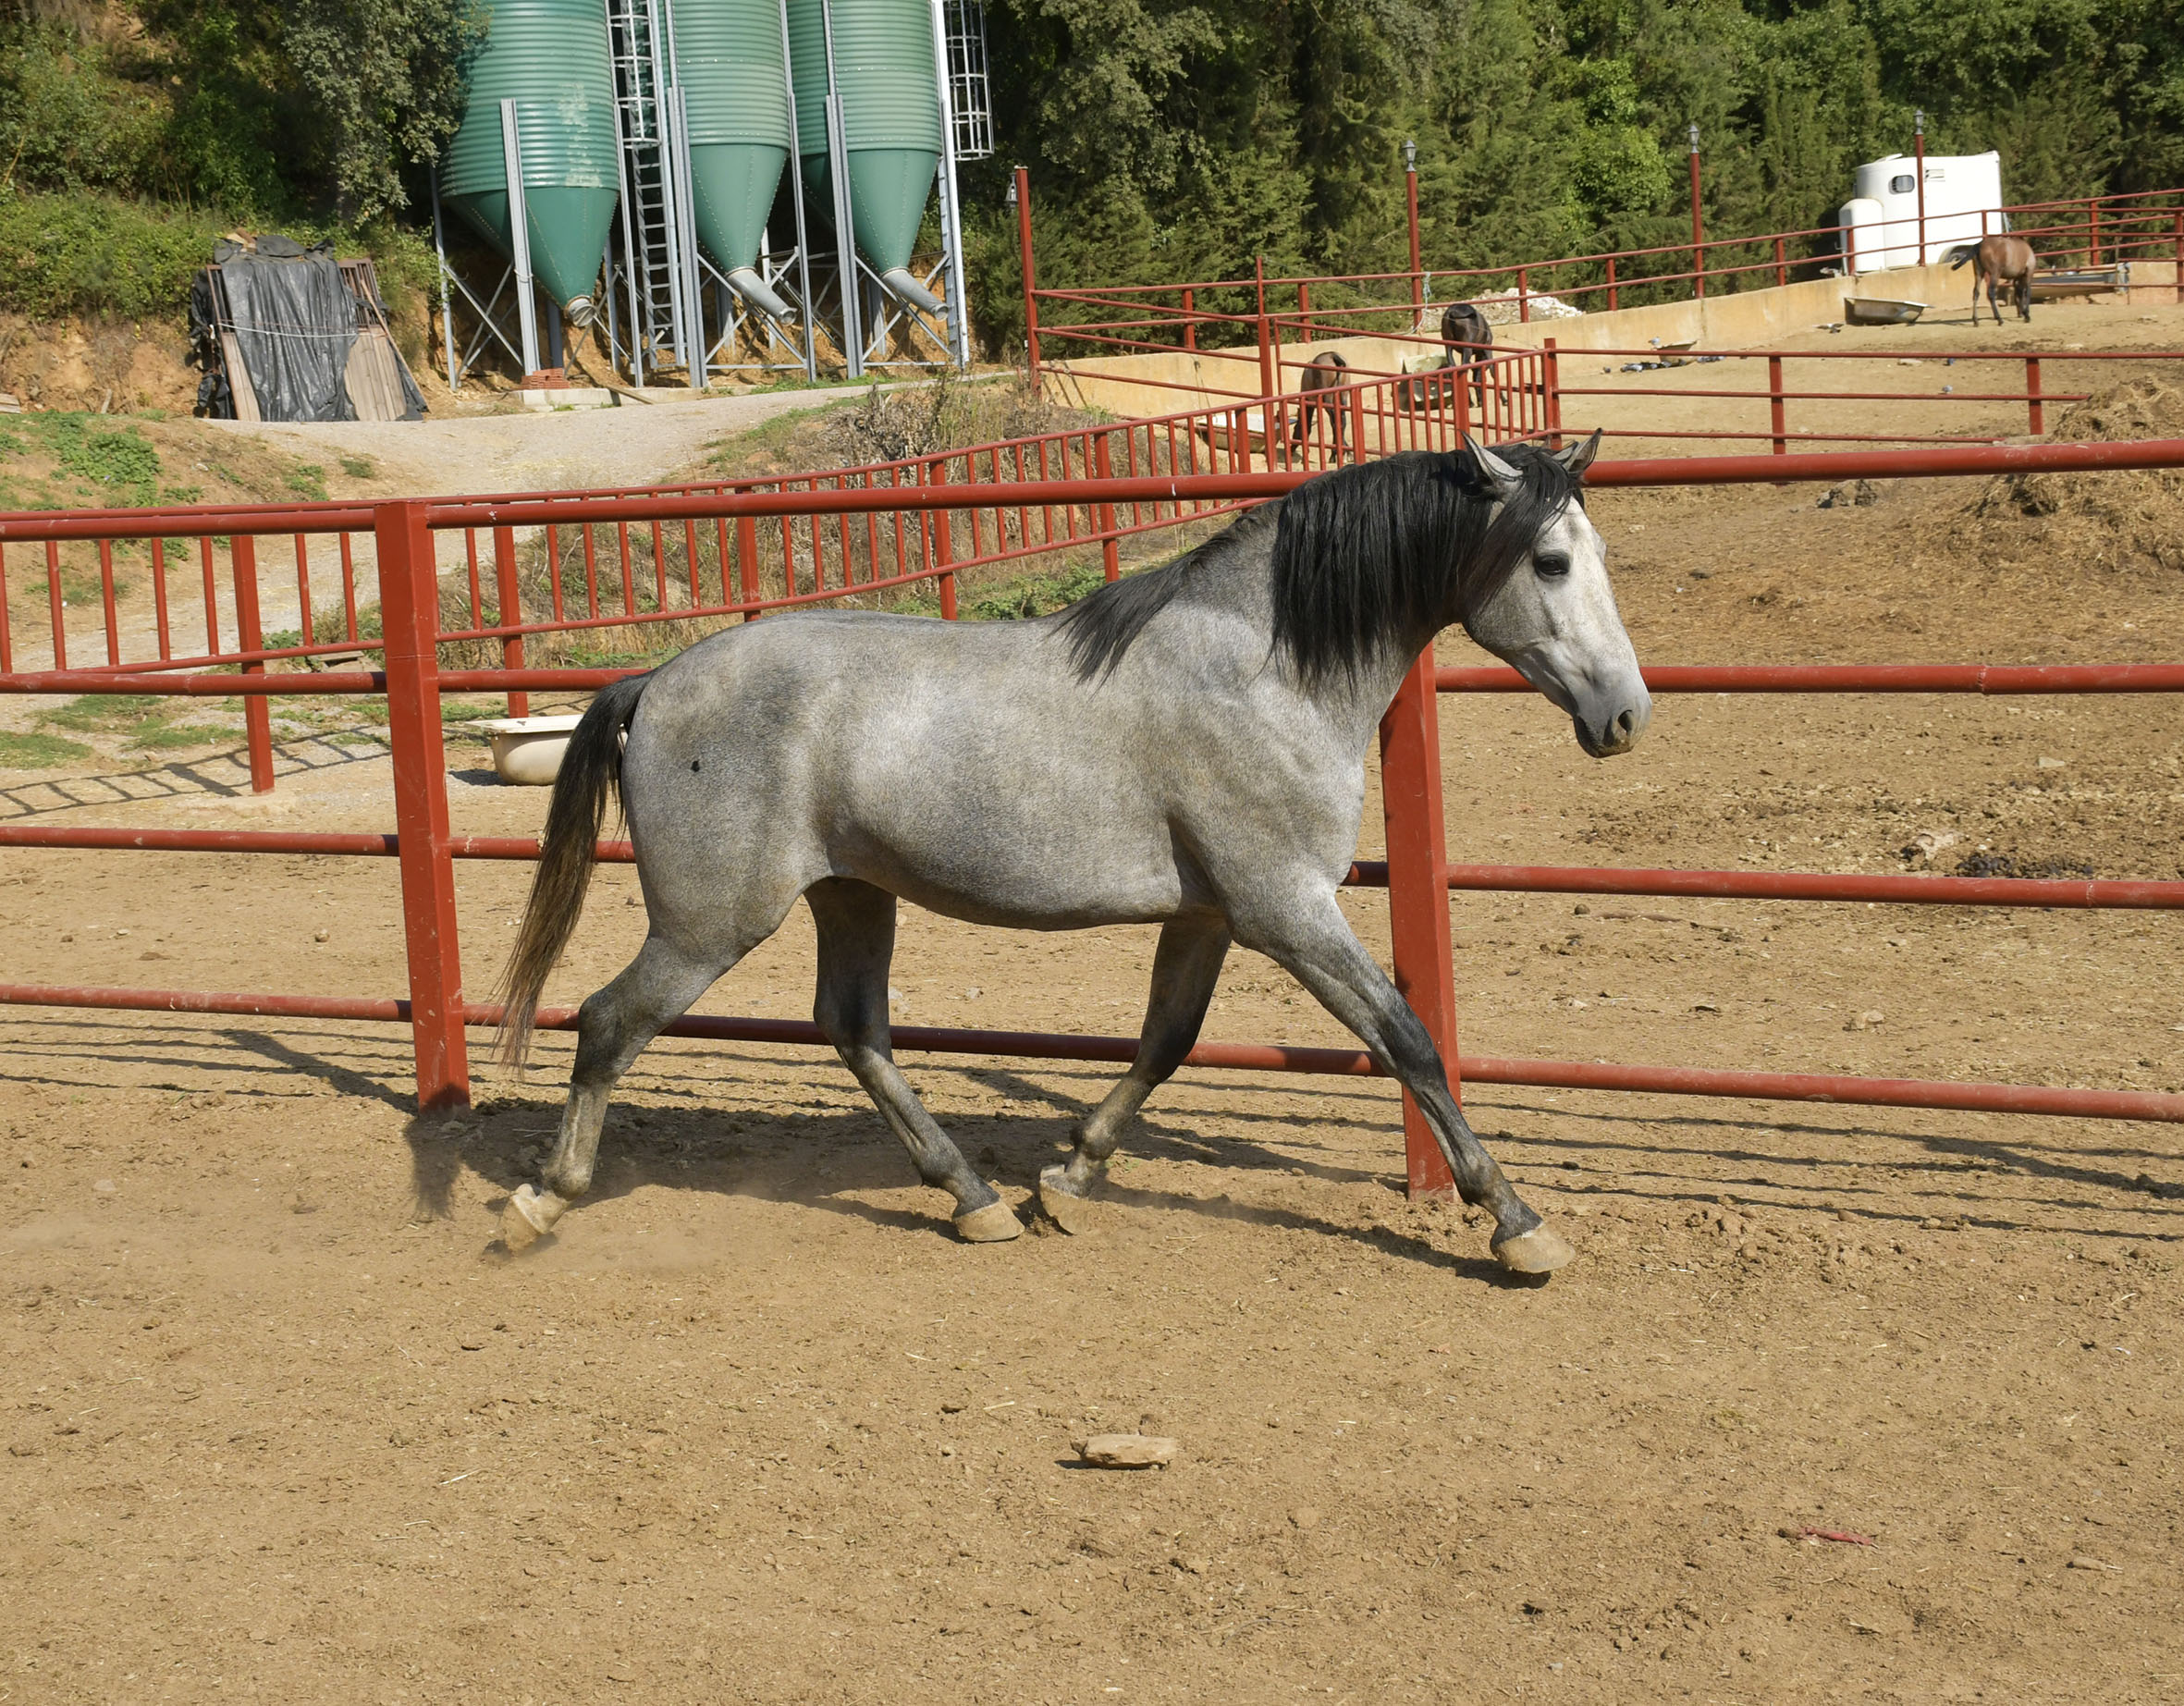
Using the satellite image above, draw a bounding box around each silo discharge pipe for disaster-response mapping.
[726,267,797,322]
[880,268,945,314]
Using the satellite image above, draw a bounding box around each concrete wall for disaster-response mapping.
[1039,261,2179,421]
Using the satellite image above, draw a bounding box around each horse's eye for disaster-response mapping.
[1534,553,1572,580]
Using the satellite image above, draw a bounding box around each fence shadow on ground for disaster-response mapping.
[0,1013,2170,1249]
[0,729,397,820]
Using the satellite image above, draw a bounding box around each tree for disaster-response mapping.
[285,0,485,220]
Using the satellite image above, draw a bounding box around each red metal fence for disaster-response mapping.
[11,341,2174,793]
[5,438,2184,1200]
[1018,170,2184,362]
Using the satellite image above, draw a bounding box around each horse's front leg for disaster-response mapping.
[1233,890,1572,1275]
[1038,914,1230,1232]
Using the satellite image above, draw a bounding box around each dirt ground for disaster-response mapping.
[4,370,2184,1703]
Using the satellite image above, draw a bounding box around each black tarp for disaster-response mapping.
[188,237,426,423]
[218,239,358,422]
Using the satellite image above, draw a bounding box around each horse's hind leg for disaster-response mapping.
[501,934,730,1249]
[1233,890,1571,1275]
[806,878,1021,1243]
[1038,915,1229,1233]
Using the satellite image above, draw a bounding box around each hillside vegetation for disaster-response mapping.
[2,2,2179,354]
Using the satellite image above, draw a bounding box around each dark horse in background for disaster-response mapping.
[1291,350,1351,461]
[1399,301,1494,411]
[1945,236,2040,325]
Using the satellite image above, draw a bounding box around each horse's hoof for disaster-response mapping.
[500,1184,567,1252]
[1491,1222,1576,1275]
[1037,1164,1104,1235]
[953,1198,1023,1243]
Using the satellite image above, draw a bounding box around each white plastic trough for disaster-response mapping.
[472,715,584,786]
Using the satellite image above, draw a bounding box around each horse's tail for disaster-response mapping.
[1945,243,1980,270]
[496,671,652,1066]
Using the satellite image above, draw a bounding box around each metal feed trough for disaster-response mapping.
[2032,266,2129,300]
[1843,297,1926,326]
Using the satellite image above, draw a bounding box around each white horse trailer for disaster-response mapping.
[1839,152,2006,273]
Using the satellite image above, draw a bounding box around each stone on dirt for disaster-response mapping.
[1075,1433,1178,1468]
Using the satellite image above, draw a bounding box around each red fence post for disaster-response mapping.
[1605,254,1618,312]
[1688,123,1705,300]
[1541,337,1564,450]
[1013,166,1039,395]
[1516,264,1529,323]
[1769,353,1787,455]
[2026,356,2044,436]
[927,457,958,618]
[2090,197,2103,266]
[228,534,275,793]
[1182,286,1196,352]
[1092,432,1121,582]
[1348,380,1367,468]
[1379,649,1459,1200]
[493,525,528,717]
[735,514,762,617]
[374,499,470,1113]
[1774,234,1787,288]
[1255,256,1280,466]
[2174,208,2182,304]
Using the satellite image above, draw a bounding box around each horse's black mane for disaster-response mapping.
[1057,446,1578,688]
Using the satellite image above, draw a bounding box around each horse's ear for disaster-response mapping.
[1462,432,1523,498]
[1555,428,1603,478]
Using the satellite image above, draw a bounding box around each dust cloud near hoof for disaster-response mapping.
[498,1184,568,1253]
[1037,1164,1106,1235]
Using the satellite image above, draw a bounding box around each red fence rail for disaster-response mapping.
[5,440,2184,1200]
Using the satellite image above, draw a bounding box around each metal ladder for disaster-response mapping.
[942,0,993,161]
[606,0,692,374]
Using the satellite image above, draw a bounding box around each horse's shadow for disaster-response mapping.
[396,1084,1518,1283]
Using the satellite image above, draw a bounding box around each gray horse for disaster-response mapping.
[496,433,1650,1275]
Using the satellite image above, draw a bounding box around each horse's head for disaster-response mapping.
[1459,431,1651,758]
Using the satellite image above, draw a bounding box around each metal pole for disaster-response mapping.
[430,166,459,393]
[930,0,971,369]
[1914,109,1927,264]
[1013,167,1038,388]
[500,99,541,376]
[777,0,817,381]
[671,84,706,390]
[1688,122,1704,301]
[1404,138,1422,321]
[606,16,645,386]
[821,0,864,380]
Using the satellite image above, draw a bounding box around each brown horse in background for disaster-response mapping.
[1292,350,1351,461]
[1947,236,2039,325]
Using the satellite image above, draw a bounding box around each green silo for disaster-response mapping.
[673,0,796,317]
[440,0,619,318]
[787,0,944,310]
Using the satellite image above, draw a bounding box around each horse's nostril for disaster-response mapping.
[1614,709,1636,737]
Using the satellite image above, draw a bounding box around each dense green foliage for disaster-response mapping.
[0,3,479,226]
[2,0,2181,347]
[956,0,2184,347]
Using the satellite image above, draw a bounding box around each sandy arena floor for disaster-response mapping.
[2,412,2182,1702]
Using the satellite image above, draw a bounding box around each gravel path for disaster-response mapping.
[202,386,866,499]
